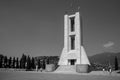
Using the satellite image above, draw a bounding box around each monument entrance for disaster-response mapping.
[68,59,76,65]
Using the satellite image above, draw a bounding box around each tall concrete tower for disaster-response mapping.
[56,12,90,73]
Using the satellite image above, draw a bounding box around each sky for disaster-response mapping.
[0,0,120,58]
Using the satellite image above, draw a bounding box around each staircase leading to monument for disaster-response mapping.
[55,65,76,73]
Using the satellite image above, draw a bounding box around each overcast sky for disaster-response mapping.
[0,0,120,57]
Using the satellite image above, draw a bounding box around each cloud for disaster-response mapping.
[103,41,115,48]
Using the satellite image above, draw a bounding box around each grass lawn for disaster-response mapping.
[0,71,120,80]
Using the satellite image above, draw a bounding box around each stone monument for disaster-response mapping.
[56,11,90,73]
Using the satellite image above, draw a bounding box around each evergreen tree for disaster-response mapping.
[0,55,4,68]
[20,58,22,68]
[42,59,46,69]
[12,57,16,68]
[4,56,8,68]
[31,57,35,69]
[115,56,118,70]
[38,59,41,69]
[26,55,31,70]
[47,58,49,64]
[20,54,27,69]
[16,57,19,68]
[8,57,12,68]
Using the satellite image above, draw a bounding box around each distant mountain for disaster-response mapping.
[89,52,120,65]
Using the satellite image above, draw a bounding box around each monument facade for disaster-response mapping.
[56,11,90,73]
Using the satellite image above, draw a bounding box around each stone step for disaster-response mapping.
[55,65,76,72]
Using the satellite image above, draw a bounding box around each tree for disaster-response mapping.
[114,56,118,70]
[4,56,8,68]
[20,58,22,68]
[8,57,12,68]
[47,58,50,64]
[26,55,31,70]
[0,55,4,68]
[42,59,46,69]
[38,59,41,69]
[20,54,27,69]
[31,57,35,69]
[12,57,16,68]
[16,57,19,68]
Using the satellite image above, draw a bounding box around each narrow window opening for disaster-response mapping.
[71,35,75,50]
[70,17,75,32]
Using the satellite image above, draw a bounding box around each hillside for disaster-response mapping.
[89,52,120,65]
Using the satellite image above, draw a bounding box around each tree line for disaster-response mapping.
[0,54,119,71]
[0,54,59,71]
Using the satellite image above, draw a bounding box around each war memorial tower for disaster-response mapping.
[56,11,90,73]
